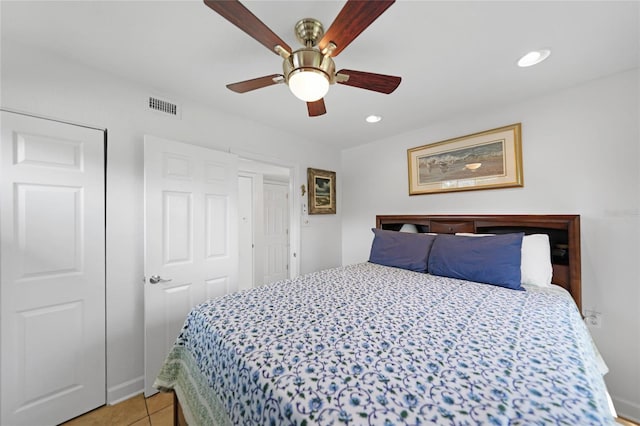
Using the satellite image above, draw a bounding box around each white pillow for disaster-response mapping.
[455,233,553,287]
[520,234,553,287]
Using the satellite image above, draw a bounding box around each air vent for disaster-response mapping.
[148,96,181,118]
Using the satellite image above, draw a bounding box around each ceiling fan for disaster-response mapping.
[203,0,402,117]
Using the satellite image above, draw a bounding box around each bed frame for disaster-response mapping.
[173,392,187,426]
[376,214,582,312]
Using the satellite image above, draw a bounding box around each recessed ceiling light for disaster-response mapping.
[517,49,551,67]
[366,115,382,123]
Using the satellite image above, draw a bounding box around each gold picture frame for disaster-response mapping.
[307,168,336,214]
[407,123,523,195]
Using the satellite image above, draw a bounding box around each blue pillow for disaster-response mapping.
[368,228,436,272]
[428,233,524,290]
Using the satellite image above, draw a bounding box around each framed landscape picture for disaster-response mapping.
[307,168,336,214]
[407,123,523,195]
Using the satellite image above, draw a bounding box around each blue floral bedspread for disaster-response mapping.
[154,263,614,425]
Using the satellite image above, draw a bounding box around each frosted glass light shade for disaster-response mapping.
[288,70,329,102]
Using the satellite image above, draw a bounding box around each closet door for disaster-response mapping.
[0,111,106,425]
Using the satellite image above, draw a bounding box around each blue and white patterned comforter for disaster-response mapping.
[154,263,614,425]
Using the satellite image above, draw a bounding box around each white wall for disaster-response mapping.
[341,68,640,420]
[1,40,342,403]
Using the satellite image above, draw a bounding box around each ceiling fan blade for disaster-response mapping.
[336,69,401,94]
[318,0,394,57]
[226,74,284,93]
[307,99,326,117]
[203,0,291,55]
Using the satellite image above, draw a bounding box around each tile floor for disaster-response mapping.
[61,392,173,426]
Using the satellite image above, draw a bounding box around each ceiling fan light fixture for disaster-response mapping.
[284,48,335,102]
[288,69,330,102]
[207,0,400,116]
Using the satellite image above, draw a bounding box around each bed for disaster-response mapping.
[155,214,615,425]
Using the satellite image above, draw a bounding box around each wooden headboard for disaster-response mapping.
[376,214,582,312]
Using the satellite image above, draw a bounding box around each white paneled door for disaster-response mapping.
[0,111,106,425]
[143,136,238,396]
[263,182,289,285]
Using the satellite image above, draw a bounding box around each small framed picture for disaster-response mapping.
[307,168,336,214]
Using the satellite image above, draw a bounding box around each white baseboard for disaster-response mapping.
[107,376,144,405]
[613,395,640,423]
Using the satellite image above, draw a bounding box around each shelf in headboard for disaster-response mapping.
[376,214,582,312]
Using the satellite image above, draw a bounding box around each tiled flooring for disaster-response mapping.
[61,392,173,426]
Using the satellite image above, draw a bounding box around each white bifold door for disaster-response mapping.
[0,111,106,425]
[144,135,238,396]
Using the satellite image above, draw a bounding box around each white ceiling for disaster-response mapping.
[2,1,638,150]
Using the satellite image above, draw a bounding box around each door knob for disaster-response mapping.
[149,275,172,284]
